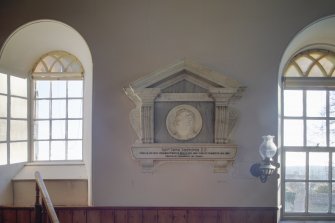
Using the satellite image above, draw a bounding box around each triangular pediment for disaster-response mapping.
[129,59,242,90]
[161,79,208,93]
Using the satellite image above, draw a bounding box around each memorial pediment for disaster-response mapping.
[124,59,245,172]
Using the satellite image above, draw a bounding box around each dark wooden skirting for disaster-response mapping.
[0,206,278,223]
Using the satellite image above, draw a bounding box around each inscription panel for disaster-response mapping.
[132,144,236,160]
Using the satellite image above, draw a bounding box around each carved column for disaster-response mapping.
[135,89,160,143]
[214,102,229,143]
[210,88,240,144]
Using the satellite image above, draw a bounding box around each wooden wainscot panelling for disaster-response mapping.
[114,209,127,223]
[157,209,173,223]
[16,209,32,223]
[0,206,278,223]
[202,209,218,223]
[171,209,187,223]
[221,209,247,223]
[187,209,202,223]
[2,208,17,223]
[100,209,114,223]
[87,209,100,223]
[57,209,73,223]
[127,209,142,223]
[143,209,157,223]
[72,209,86,223]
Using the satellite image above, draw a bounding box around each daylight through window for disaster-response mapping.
[283,49,335,217]
[32,51,84,161]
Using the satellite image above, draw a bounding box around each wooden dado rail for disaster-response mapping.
[0,206,278,223]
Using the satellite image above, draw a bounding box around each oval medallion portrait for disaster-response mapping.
[166,105,203,140]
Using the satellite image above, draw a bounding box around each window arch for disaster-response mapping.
[32,51,84,78]
[285,49,335,77]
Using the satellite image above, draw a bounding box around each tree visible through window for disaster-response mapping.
[282,49,335,217]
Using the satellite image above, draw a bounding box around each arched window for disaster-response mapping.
[31,51,84,161]
[282,49,335,216]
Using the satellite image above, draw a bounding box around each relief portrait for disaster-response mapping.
[166,105,202,140]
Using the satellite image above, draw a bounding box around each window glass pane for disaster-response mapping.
[52,100,66,118]
[296,56,313,74]
[306,91,326,117]
[68,81,83,98]
[52,120,65,139]
[0,73,7,94]
[306,120,327,147]
[284,119,303,146]
[0,95,7,117]
[332,184,335,213]
[285,64,300,77]
[59,57,72,69]
[34,62,47,73]
[309,65,324,77]
[35,81,50,98]
[10,142,27,164]
[67,62,82,73]
[68,120,82,139]
[43,56,55,69]
[51,81,66,98]
[309,152,329,180]
[10,120,27,141]
[309,183,329,213]
[68,99,82,118]
[11,97,27,118]
[330,121,335,147]
[332,153,335,180]
[319,56,334,74]
[34,141,49,161]
[35,100,50,119]
[284,90,303,117]
[51,61,63,73]
[330,91,335,117]
[0,119,7,141]
[68,140,82,160]
[50,141,65,160]
[10,76,27,97]
[285,182,305,213]
[34,121,49,140]
[285,152,305,180]
[0,143,7,165]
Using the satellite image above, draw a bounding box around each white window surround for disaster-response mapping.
[0,20,93,205]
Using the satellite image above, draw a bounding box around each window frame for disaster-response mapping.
[0,73,29,165]
[30,51,85,162]
[281,49,335,220]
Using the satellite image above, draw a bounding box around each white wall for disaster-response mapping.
[0,0,335,207]
[0,163,24,205]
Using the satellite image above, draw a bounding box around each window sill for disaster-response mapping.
[25,161,85,166]
[12,161,87,180]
